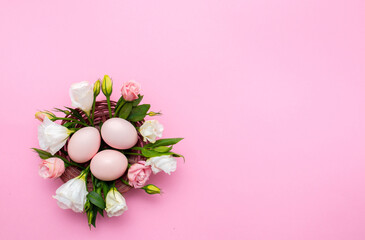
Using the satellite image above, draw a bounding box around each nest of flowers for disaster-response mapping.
[32,75,184,228]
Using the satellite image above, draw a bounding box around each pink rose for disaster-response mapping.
[121,80,141,101]
[128,161,152,188]
[39,157,65,179]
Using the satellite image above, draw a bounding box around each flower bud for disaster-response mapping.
[93,79,101,97]
[102,75,113,97]
[35,111,56,122]
[147,111,162,116]
[87,208,95,228]
[142,184,161,194]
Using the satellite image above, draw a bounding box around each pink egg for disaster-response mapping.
[101,118,138,149]
[90,150,128,181]
[67,127,101,163]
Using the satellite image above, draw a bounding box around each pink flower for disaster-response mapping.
[39,157,65,179]
[35,111,55,122]
[128,161,152,188]
[121,80,141,101]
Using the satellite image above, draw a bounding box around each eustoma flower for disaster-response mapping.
[53,173,88,213]
[35,111,56,122]
[69,81,94,115]
[105,187,128,217]
[121,80,141,101]
[39,157,65,179]
[128,161,152,188]
[146,155,177,175]
[139,120,164,143]
[38,117,73,155]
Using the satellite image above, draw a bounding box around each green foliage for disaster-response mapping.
[127,104,150,122]
[135,138,185,160]
[32,148,52,159]
[87,191,105,210]
[64,107,87,123]
[132,95,144,106]
[146,138,183,148]
[118,102,133,119]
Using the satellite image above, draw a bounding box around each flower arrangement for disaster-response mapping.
[32,75,184,228]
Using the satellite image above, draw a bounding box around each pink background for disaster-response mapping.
[0,0,365,239]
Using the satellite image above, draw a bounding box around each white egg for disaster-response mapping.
[67,127,101,163]
[101,118,138,149]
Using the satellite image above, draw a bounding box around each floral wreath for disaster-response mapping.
[32,75,184,228]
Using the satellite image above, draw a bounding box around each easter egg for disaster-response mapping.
[90,150,128,181]
[101,118,138,149]
[67,127,101,163]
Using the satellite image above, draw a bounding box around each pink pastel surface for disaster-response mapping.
[0,0,364,239]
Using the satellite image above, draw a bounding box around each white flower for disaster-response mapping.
[145,155,177,175]
[69,81,94,115]
[139,120,164,143]
[53,175,88,213]
[38,117,72,155]
[105,187,128,217]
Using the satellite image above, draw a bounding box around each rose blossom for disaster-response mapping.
[39,157,65,179]
[128,161,152,188]
[121,80,141,101]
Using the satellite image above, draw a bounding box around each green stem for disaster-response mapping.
[91,96,97,122]
[53,117,89,127]
[84,110,94,126]
[131,146,143,151]
[124,152,143,156]
[55,155,86,170]
[113,102,124,117]
[106,96,112,118]
[91,174,96,191]
[121,178,132,187]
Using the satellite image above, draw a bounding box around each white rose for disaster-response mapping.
[145,155,177,175]
[139,120,164,143]
[105,187,128,217]
[69,81,94,115]
[53,175,88,213]
[38,117,72,155]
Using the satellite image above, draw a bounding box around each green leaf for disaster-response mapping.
[153,146,173,153]
[118,102,133,119]
[172,152,186,162]
[97,207,104,217]
[63,122,76,128]
[141,148,173,158]
[65,107,87,123]
[147,138,184,148]
[91,207,97,228]
[32,148,52,159]
[54,107,69,115]
[102,182,109,200]
[114,97,126,116]
[127,104,150,122]
[87,191,105,210]
[115,96,125,107]
[132,95,144,106]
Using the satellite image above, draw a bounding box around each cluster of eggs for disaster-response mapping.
[67,118,138,181]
